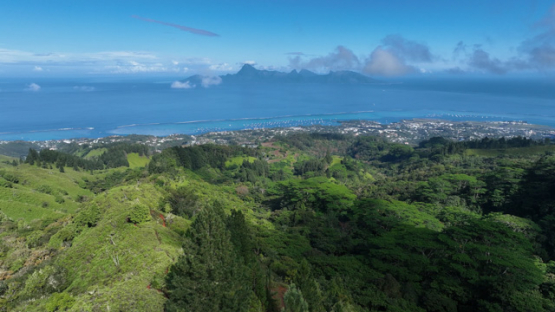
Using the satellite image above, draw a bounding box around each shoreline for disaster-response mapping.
[1,109,552,143]
[1,118,554,158]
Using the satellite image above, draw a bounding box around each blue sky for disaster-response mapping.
[0,0,554,77]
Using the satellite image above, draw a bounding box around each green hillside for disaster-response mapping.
[82,148,107,159]
[2,135,555,311]
[127,153,150,168]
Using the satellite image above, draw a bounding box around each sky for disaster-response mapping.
[0,0,554,78]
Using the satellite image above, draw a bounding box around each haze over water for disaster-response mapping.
[1,77,554,141]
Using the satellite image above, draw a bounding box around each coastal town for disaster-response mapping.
[1,119,554,157]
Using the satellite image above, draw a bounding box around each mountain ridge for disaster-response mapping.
[182,64,379,85]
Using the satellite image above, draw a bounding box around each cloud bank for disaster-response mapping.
[363,47,415,76]
[132,15,219,37]
[519,5,555,68]
[288,5,555,77]
[381,34,433,62]
[290,35,432,76]
[450,5,555,75]
[0,47,236,76]
[289,45,360,72]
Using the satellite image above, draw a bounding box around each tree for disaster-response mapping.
[227,210,270,309]
[129,204,151,224]
[294,259,324,312]
[283,284,309,312]
[165,202,249,312]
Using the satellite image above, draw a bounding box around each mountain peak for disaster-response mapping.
[237,63,257,75]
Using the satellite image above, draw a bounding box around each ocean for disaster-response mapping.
[1,77,554,141]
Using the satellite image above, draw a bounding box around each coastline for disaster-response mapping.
[1,109,553,142]
[1,118,554,158]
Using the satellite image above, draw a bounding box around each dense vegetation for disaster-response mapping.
[1,134,555,311]
[25,143,150,172]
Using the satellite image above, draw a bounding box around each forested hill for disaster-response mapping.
[2,134,555,311]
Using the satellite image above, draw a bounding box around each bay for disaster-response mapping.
[0,77,554,141]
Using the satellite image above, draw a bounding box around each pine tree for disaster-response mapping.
[26,148,39,165]
[165,202,249,312]
[228,210,268,310]
[283,284,309,312]
[247,291,263,312]
[295,259,324,312]
[325,276,356,312]
[227,210,255,264]
[325,150,333,165]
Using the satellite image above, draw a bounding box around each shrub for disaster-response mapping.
[1,173,19,184]
[129,204,151,224]
[0,178,12,188]
[75,195,88,203]
[26,230,44,248]
[9,259,25,273]
[45,292,75,312]
[36,185,54,195]
[0,211,8,222]
[49,225,79,247]
[74,205,100,228]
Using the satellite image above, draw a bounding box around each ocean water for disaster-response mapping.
[0,77,554,141]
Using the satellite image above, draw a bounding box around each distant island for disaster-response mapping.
[181,64,379,86]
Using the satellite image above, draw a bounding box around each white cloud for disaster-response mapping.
[289,45,361,73]
[201,76,222,88]
[33,66,43,71]
[106,61,180,74]
[363,47,416,76]
[171,81,194,89]
[243,60,256,65]
[87,51,157,61]
[0,48,157,64]
[0,47,231,75]
[209,63,233,71]
[73,86,95,92]
[26,83,41,91]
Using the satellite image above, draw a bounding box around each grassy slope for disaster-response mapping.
[0,158,93,222]
[5,161,262,311]
[83,148,107,159]
[127,153,150,168]
[330,155,342,167]
[54,183,182,311]
[0,157,183,311]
